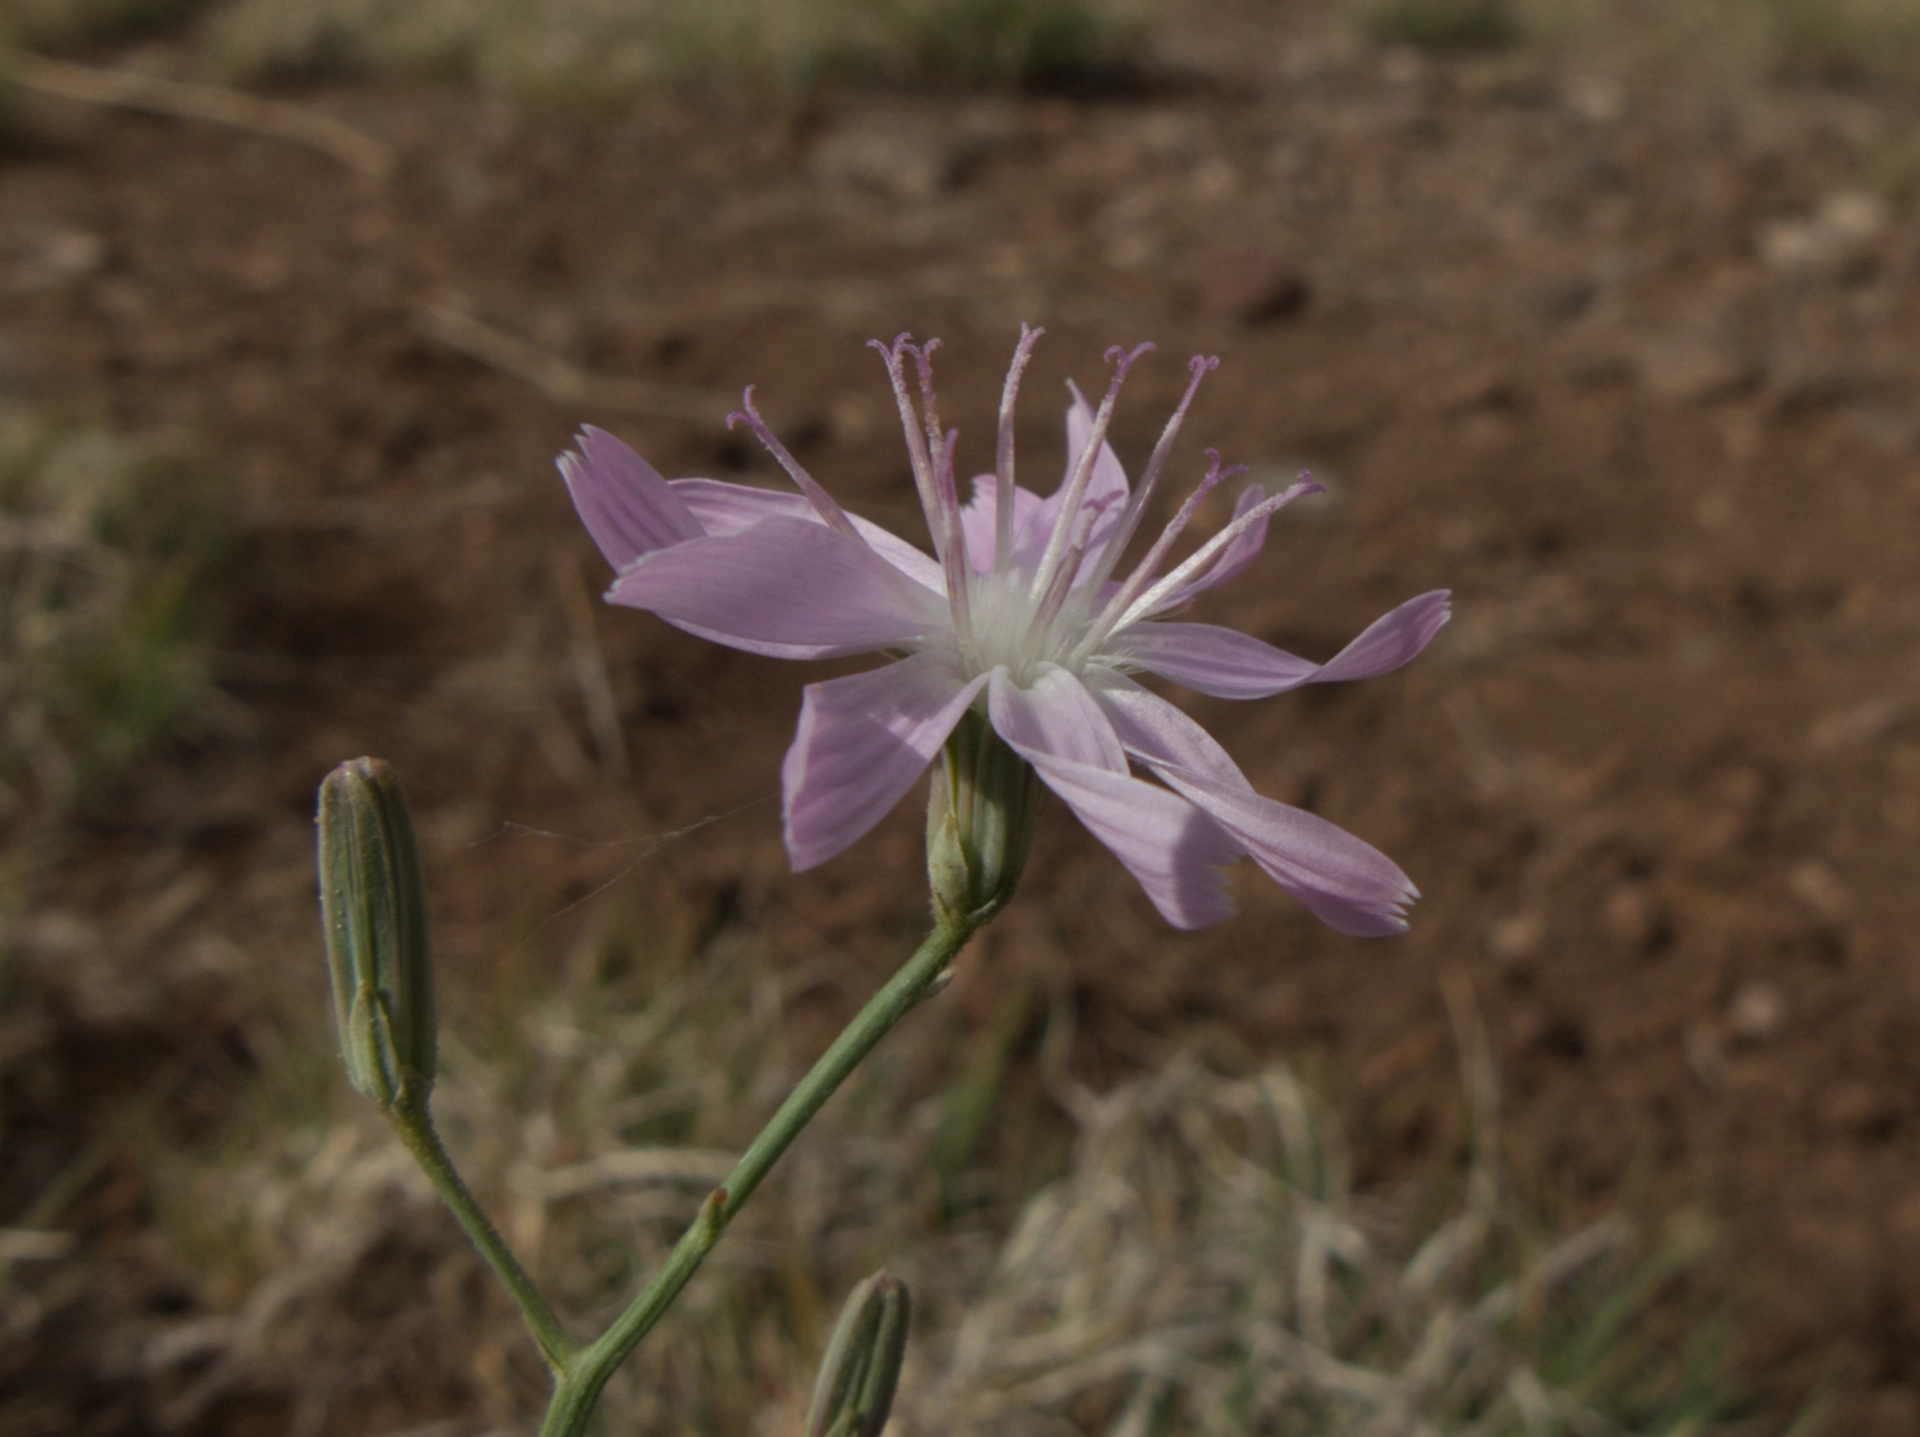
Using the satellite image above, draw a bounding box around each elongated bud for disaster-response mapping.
[804,1271,911,1437]
[927,711,1040,931]
[317,758,436,1110]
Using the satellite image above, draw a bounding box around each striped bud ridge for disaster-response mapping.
[804,1271,911,1437]
[317,757,436,1109]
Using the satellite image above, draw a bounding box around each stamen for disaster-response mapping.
[934,431,976,653]
[1076,449,1235,658]
[909,338,946,479]
[1028,341,1153,604]
[1024,504,1099,654]
[1083,353,1218,594]
[868,334,943,556]
[1112,473,1320,634]
[994,325,1044,579]
[727,388,863,544]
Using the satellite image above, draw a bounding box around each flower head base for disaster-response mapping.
[560,331,1449,934]
[927,710,1041,928]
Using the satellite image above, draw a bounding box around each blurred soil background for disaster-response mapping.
[4,0,1920,1431]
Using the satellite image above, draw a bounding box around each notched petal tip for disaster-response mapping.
[559,425,704,572]
[1086,676,1421,937]
[1311,589,1452,686]
[1270,845,1421,938]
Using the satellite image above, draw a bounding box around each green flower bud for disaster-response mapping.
[927,711,1040,930]
[804,1271,911,1437]
[317,758,436,1110]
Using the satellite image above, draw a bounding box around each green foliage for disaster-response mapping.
[202,0,522,88]
[199,0,1148,98]
[1354,0,1524,51]
[0,410,229,820]
[5,0,205,52]
[823,0,1149,90]
[1864,125,1920,209]
[0,46,30,148]
[1754,0,1920,86]
[1657,0,1920,90]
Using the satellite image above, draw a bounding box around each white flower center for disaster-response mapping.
[948,565,1100,686]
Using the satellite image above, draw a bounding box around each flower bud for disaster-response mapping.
[804,1271,911,1437]
[317,758,436,1109]
[926,711,1039,930]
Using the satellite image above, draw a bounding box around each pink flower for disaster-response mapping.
[560,330,1448,934]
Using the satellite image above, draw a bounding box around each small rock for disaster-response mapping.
[1381,46,1425,86]
[1563,74,1624,124]
[1486,909,1545,964]
[1767,352,1859,414]
[1758,190,1886,282]
[1809,697,1902,752]
[812,124,952,200]
[15,908,99,960]
[1189,156,1238,201]
[1537,277,1597,324]
[1684,1020,1725,1087]
[92,275,148,324]
[1535,1015,1588,1060]
[1846,403,1919,458]
[1441,365,1521,413]
[1563,345,1635,389]
[7,226,105,293]
[1821,1081,1896,1137]
[810,107,1011,201]
[1725,980,1788,1044]
[1788,857,1850,921]
[1104,230,1159,272]
[1634,330,1763,403]
[1196,250,1310,324]
[235,248,291,295]
[1601,882,1662,949]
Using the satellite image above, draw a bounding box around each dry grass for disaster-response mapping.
[1348,0,1528,52]
[1,0,202,52]
[11,0,1920,108]
[138,912,1011,1433]
[0,0,1149,104]
[911,976,1753,1437]
[192,0,1150,98]
[234,0,1920,102]
[1342,0,1920,91]
[0,406,230,828]
[1726,0,1920,86]
[122,896,1774,1436]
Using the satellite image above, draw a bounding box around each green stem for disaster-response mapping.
[389,1095,576,1373]
[537,918,974,1437]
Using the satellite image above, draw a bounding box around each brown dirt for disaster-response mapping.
[6,5,1920,1433]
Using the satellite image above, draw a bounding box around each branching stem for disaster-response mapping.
[388,1097,577,1373]
[534,916,976,1437]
